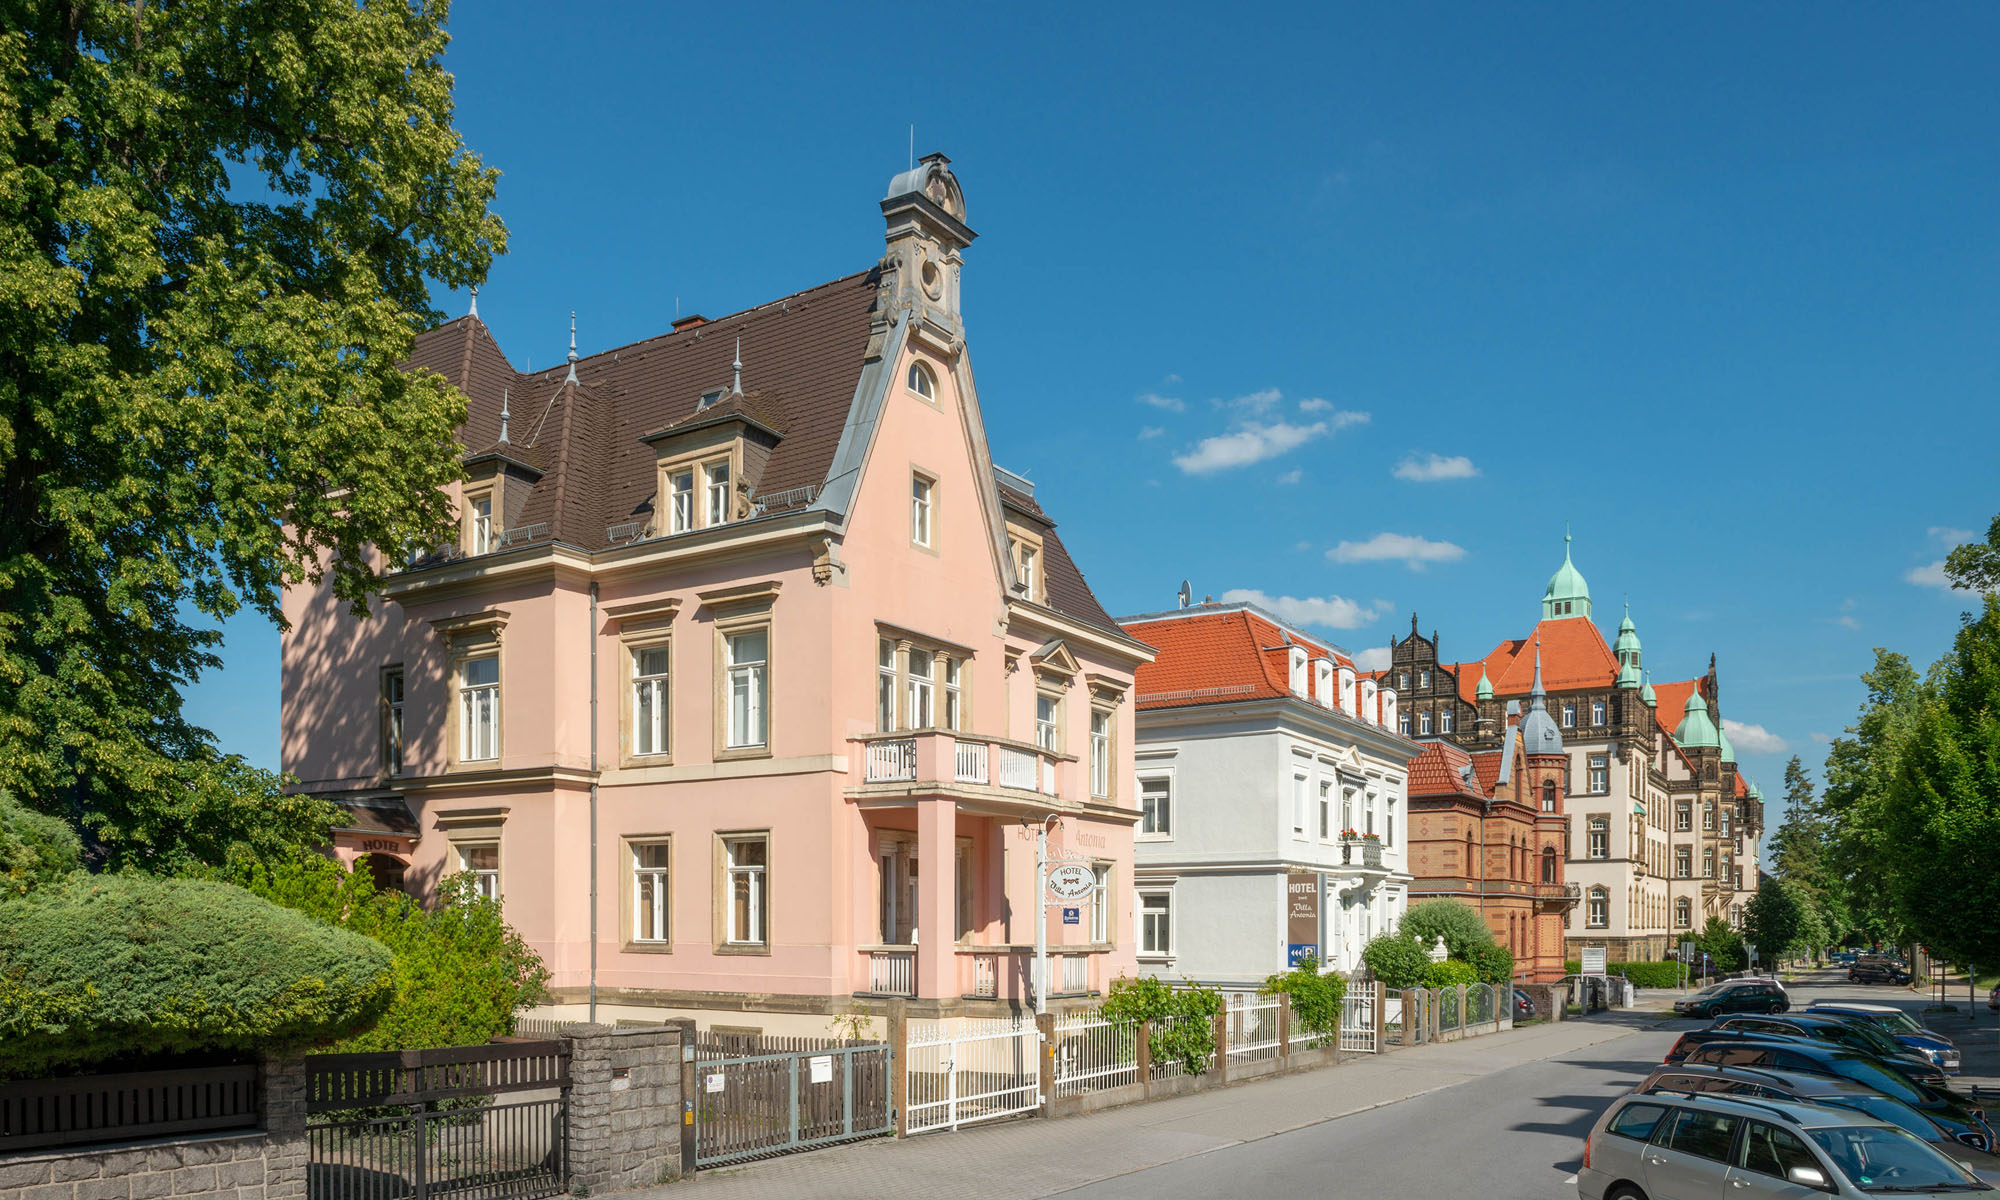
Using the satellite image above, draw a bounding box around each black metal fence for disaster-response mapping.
[305,1042,570,1200]
[0,1064,260,1153]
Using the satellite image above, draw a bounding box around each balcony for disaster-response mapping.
[1536,881,1583,905]
[1340,836,1383,869]
[864,949,915,997]
[852,731,1068,803]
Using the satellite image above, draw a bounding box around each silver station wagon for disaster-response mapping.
[1579,1091,1992,1199]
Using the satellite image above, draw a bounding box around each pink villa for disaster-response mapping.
[280,157,1154,1034]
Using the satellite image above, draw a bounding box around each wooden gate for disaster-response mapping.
[692,1036,891,1167]
[304,1041,569,1200]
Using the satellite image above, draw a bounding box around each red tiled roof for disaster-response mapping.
[1649,678,1701,731]
[1407,741,1482,798]
[1481,619,1620,696]
[1124,607,1351,710]
[1468,750,1505,796]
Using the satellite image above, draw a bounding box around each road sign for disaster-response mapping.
[1047,863,1095,902]
[1581,946,1607,976]
[1062,906,1080,925]
[1287,943,1318,968]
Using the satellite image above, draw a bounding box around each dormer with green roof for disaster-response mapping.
[1674,690,1720,749]
[1613,600,1643,689]
[1717,720,1737,765]
[1542,529,1592,620]
[1475,662,1493,701]
[1640,670,1657,708]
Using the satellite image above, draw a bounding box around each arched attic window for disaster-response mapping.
[907,360,937,399]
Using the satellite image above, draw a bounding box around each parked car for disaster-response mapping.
[1852,961,1915,985]
[1808,1001,1962,1073]
[1672,978,1790,1019]
[1578,1091,1992,1200]
[1512,988,1537,1020]
[1636,1062,1996,1160]
[1679,1039,1991,1137]
[1988,984,1998,1013]
[1713,1013,1949,1084]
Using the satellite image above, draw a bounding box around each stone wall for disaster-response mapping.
[0,1057,306,1200]
[565,1021,691,1193]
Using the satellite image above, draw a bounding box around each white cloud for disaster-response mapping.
[1163,373,1182,385]
[1326,532,1467,571]
[1904,561,1962,590]
[1297,397,1334,413]
[1352,647,1393,672]
[1136,392,1185,413]
[1833,615,1861,631]
[1220,387,1283,415]
[1293,540,1313,552]
[1809,732,1833,745]
[1930,526,1975,544]
[1174,420,1326,474]
[1722,719,1788,755]
[1275,468,1303,485]
[1392,453,1479,482]
[1137,425,1165,440]
[1221,588,1382,631]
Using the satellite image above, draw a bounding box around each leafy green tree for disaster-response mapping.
[1821,651,1930,947]
[0,788,80,895]
[0,874,393,1076]
[1881,598,2000,965]
[1942,514,2000,595]
[233,852,547,1051]
[1697,915,1745,974]
[1399,899,1495,960]
[0,0,503,871]
[1361,932,1433,989]
[1742,877,1807,965]
[1768,758,1848,944]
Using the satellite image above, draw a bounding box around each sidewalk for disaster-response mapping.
[647,1014,1666,1198]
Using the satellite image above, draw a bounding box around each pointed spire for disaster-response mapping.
[564,311,579,384]
[469,286,479,319]
[1529,642,1546,706]
[731,336,744,396]
[498,388,510,445]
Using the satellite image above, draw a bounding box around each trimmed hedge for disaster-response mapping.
[1564,960,1683,988]
[1362,933,1434,989]
[1424,959,1480,989]
[0,874,394,1076]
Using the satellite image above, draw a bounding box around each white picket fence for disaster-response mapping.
[1049,1011,1138,1098]
[904,1016,1042,1134]
[1223,996,1282,1065]
[1340,981,1378,1053]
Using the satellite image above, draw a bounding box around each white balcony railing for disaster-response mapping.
[972,953,999,999]
[998,746,1038,791]
[868,949,915,997]
[866,738,918,782]
[954,739,989,784]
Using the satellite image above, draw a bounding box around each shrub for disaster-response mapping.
[0,875,393,1076]
[1361,932,1432,989]
[1400,899,1498,960]
[233,853,549,1052]
[1260,956,1346,1042]
[1101,975,1223,1075]
[1463,941,1515,985]
[1423,959,1479,989]
[1560,960,1686,989]
[0,790,80,896]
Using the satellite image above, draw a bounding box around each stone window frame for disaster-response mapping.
[1006,525,1046,604]
[1587,814,1609,860]
[606,597,682,768]
[701,583,779,762]
[909,467,939,554]
[380,664,405,777]
[1586,886,1609,928]
[437,807,508,902]
[1088,703,1114,800]
[906,358,939,403]
[621,834,674,954]
[1440,708,1455,734]
[463,481,497,556]
[875,623,976,735]
[713,829,771,955]
[431,611,509,772]
[1676,896,1692,928]
[1034,687,1064,754]
[654,435,746,538]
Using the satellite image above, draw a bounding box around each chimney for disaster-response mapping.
[671,314,708,332]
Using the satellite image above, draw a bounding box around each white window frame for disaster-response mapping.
[1676,897,1692,928]
[381,666,405,776]
[1419,669,1431,690]
[724,835,768,946]
[1293,773,1308,836]
[668,469,695,534]
[907,648,935,729]
[1587,817,1608,860]
[705,460,731,527]
[1139,776,1172,838]
[1419,710,1432,736]
[1318,779,1333,841]
[877,638,898,732]
[1589,755,1609,795]
[632,645,670,757]
[1018,543,1038,601]
[1676,800,1692,832]
[1139,889,1172,957]
[1592,698,1606,725]
[1676,845,1691,878]
[459,842,500,901]
[907,360,936,399]
[725,629,769,750]
[471,494,493,555]
[943,658,962,731]
[1035,692,1060,752]
[1703,848,1716,878]
[910,474,934,547]
[631,840,670,944]
[1398,714,1410,735]
[1561,702,1576,728]
[1440,709,1455,734]
[1089,710,1110,798]
[1090,864,1109,943]
[459,655,500,763]
[1587,887,1608,928]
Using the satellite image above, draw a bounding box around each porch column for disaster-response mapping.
[916,796,957,999]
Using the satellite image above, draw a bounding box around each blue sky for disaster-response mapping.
[186,3,1998,828]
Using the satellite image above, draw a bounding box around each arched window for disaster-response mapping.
[906,360,937,399]
[1586,886,1608,928]
[1541,847,1556,883]
[1540,780,1556,812]
[1676,897,1691,928]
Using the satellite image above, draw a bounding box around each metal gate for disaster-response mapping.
[693,1037,891,1167]
[305,1041,570,1200]
[904,1017,1042,1134]
[1340,982,1378,1054]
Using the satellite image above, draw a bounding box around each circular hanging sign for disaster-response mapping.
[1047,864,1096,902]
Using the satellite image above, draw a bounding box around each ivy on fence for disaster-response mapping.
[1101,976,1224,1075]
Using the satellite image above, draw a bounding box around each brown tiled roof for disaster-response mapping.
[1124,607,1353,710]
[402,268,1121,634]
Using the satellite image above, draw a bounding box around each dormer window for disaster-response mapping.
[704,461,731,527]
[698,389,724,411]
[1314,660,1334,708]
[907,360,937,400]
[469,494,493,555]
[1288,647,1307,697]
[669,470,695,534]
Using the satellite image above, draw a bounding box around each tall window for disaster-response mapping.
[1341,788,1354,832]
[1541,847,1556,884]
[1676,800,1692,832]
[877,639,898,731]
[1419,669,1431,690]
[1364,790,1376,835]
[1089,710,1110,798]
[1293,774,1308,835]
[1319,780,1333,840]
[1592,699,1606,725]
[1561,702,1576,728]
[1419,711,1432,735]
[460,656,499,762]
[705,461,731,526]
[1675,897,1691,928]
[1140,777,1171,835]
[1035,693,1060,751]
[1541,780,1557,812]
[1140,892,1171,955]
[669,469,695,534]
[1703,848,1715,878]
[1587,816,1608,859]
[1675,846,1691,878]
[459,843,499,901]
[1090,865,1109,942]
[724,836,768,945]
[1589,755,1609,795]
[910,475,934,546]
[726,630,768,749]
[381,667,405,775]
[632,842,669,943]
[907,649,934,728]
[1440,709,1454,734]
[470,495,492,554]
[632,647,670,756]
[1703,802,1716,831]
[1720,807,1731,834]
[943,659,962,731]
[1398,714,1410,735]
[1587,887,1607,928]
[1017,543,1038,600]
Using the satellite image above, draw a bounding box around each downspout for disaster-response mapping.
[589,581,600,1024]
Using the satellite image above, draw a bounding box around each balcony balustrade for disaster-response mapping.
[853,731,1064,799]
[866,949,916,997]
[1340,836,1383,869]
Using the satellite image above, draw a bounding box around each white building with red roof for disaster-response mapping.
[1117,598,1423,985]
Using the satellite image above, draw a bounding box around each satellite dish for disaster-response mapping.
[1177,579,1192,609]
